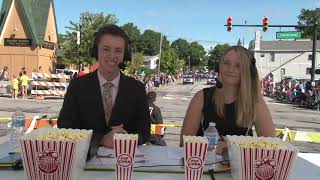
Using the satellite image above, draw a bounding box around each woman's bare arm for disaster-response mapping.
[254,97,276,137]
[180,90,204,146]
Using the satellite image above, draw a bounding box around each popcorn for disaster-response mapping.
[183,135,208,144]
[114,133,138,141]
[237,139,284,149]
[19,128,92,180]
[226,135,298,180]
[37,130,88,141]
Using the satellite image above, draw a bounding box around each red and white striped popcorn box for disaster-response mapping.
[226,135,299,180]
[113,133,139,180]
[19,128,92,180]
[183,135,208,180]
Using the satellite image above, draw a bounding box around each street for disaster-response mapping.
[0,80,320,152]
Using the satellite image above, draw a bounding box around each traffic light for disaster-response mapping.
[263,17,268,32]
[227,17,232,32]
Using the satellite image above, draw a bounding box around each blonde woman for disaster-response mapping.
[180,46,275,153]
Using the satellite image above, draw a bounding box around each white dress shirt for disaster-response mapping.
[97,70,120,106]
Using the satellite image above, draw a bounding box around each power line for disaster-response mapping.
[166,35,237,45]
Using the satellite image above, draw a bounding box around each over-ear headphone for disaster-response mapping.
[215,46,257,79]
[89,24,132,63]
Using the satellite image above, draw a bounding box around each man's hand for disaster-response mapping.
[100,124,128,148]
[215,140,227,155]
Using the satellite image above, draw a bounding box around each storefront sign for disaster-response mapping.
[42,41,55,50]
[4,38,32,47]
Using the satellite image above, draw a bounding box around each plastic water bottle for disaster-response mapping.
[204,122,219,152]
[10,108,26,153]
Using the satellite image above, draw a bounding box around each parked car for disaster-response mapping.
[55,69,79,79]
[207,75,216,85]
[183,75,194,84]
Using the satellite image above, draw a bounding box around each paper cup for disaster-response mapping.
[183,136,208,180]
[226,135,298,180]
[19,128,92,180]
[113,134,138,180]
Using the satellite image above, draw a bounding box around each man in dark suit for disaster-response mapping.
[58,25,150,159]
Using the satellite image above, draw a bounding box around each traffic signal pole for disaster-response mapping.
[225,18,318,85]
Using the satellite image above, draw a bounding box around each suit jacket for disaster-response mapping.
[58,70,150,159]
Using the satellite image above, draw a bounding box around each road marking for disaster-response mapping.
[162,95,192,101]
[266,102,288,106]
[181,97,191,100]
[162,97,175,100]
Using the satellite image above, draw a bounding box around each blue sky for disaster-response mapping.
[7,0,320,49]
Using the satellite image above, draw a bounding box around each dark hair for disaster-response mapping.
[147,91,157,102]
[89,24,132,62]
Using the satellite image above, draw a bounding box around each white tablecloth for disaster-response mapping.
[1,142,320,180]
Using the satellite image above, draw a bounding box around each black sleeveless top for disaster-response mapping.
[196,87,253,137]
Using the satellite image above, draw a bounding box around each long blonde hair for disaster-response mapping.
[213,46,261,127]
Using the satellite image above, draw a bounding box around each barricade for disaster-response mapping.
[31,72,70,80]
[31,72,69,98]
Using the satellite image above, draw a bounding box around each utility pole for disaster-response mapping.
[188,56,191,72]
[158,33,163,76]
[311,15,318,85]
[242,37,244,47]
[76,24,82,70]
[243,20,247,47]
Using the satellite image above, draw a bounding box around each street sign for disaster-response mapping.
[276,31,302,39]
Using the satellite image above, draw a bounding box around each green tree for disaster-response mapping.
[176,59,185,71]
[296,8,320,39]
[188,42,206,67]
[198,55,209,69]
[207,44,230,70]
[171,38,190,61]
[160,48,179,74]
[121,22,141,53]
[60,12,118,69]
[127,52,144,75]
[139,30,170,56]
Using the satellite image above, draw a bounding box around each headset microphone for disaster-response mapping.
[215,78,223,89]
[118,62,126,70]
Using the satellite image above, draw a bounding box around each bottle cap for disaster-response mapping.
[209,122,216,126]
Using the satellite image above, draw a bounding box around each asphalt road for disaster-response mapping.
[0,79,319,152]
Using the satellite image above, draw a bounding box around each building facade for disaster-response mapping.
[143,55,159,70]
[0,0,58,76]
[249,31,320,82]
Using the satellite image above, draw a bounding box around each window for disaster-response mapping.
[260,54,265,57]
[308,55,312,61]
[270,53,275,62]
